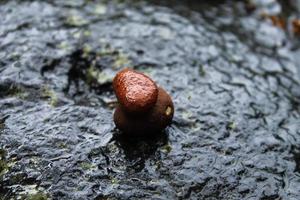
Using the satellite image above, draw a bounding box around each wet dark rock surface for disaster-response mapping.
[1,0,300,199]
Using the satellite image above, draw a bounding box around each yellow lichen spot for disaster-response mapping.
[66,14,88,27]
[161,143,172,154]
[73,30,91,39]
[26,192,48,200]
[83,30,91,37]
[94,4,107,15]
[0,160,8,177]
[113,52,131,69]
[42,86,58,107]
[111,177,119,184]
[87,66,113,85]
[83,44,92,57]
[73,31,81,39]
[199,65,206,77]
[57,142,68,149]
[227,121,237,130]
[58,41,70,50]
[80,162,94,170]
[98,38,107,44]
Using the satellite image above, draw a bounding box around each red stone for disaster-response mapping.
[113,68,158,114]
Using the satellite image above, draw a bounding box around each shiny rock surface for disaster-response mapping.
[1,0,300,199]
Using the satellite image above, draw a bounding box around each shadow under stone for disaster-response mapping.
[113,131,169,172]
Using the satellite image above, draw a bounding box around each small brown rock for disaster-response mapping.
[113,68,158,114]
[114,87,174,135]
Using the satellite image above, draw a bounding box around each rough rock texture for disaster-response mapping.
[1,0,300,199]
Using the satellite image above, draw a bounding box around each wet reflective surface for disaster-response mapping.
[1,0,300,199]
